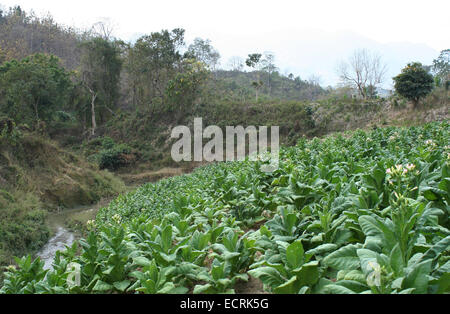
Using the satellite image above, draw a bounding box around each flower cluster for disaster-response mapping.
[366,261,382,287]
[5,265,16,272]
[386,163,416,176]
[424,139,437,148]
[111,214,122,224]
[86,219,96,231]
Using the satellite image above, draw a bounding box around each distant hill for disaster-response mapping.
[211,29,439,88]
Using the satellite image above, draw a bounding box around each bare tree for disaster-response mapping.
[187,38,220,71]
[308,74,322,86]
[91,18,116,40]
[227,56,244,72]
[262,52,277,96]
[337,49,387,99]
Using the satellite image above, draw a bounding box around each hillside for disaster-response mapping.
[89,90,449,178]
[0,130,125,270]
[1,121,448,294]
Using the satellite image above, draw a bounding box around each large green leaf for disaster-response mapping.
[92,280,113,292]
[248,267,284,287]
[402,260,432,294]
[295,261,319,287]
[323,244,361,270]
[273,276,298,294]
[323,284,356,294]
[286,241,304,269]
[113,280,131,292]
[390,244,405,276]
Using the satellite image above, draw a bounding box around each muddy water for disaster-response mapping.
[36,206,97,270]
[35,182,157,269]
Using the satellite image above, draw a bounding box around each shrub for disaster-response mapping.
[98,144,133,170]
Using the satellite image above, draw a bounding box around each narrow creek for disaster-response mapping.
[35,168,186,270]
[36,205,98,270]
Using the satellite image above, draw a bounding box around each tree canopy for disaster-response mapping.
[393,62,434,106]
[0,53,72,126]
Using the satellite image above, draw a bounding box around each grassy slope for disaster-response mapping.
[0,133,125,268]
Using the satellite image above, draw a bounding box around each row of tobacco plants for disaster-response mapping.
[1,121,449,294]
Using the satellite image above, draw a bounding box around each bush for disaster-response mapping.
[84,137,136,170]
[98,144,133,170]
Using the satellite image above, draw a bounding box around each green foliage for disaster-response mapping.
[84,137,135,170]
[165,59,210,113]
[96,144,133,170]
[1,121,449,294]
[185,38,220,70]
[126,29,185,109]
[393,62,434,106]
[0,118,22,145]
[432,49,449,84]
[0,54,73,126]
[81,37,122,106]
[249,241,320,293]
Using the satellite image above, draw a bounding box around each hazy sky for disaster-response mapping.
[1,0,449,87]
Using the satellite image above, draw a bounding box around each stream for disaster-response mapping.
[36,205,97,270]
[34,172,174,270]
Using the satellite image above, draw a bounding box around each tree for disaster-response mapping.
[432,49,449,88]
[90,19,116,40]
[393,62,434,107]
[227,56,244,72]
[126,29,185,108]
[0,53,72,127]
[337,49,387,99]
[0,6,82,69]
[246,53,264,102]
[186,38,220,70]
[80,37,122,136]
[261,52,278,96]
[165,59,209,115]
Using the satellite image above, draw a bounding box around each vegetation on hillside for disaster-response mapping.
[0,127,125,272]
[1,122,448,294]
[1,6,447,171]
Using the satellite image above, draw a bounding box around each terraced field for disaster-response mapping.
[1,121,449,294]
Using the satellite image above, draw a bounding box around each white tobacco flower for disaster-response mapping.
[112,214,122,224]
[5,265,16,272]
[366,261,381,287]
[86,219,96,230]
[424,139,436,148]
